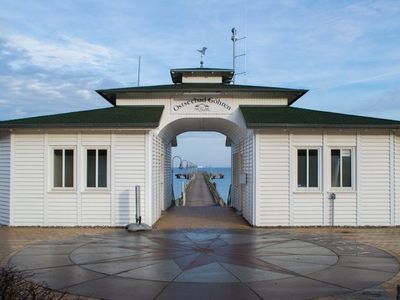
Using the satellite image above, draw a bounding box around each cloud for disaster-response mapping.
[3,34,116,71]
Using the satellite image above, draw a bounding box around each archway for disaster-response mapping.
[151,116,254,227]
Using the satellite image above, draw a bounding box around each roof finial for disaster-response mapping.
[197,47,207,68]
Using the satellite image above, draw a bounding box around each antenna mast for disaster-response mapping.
[231,28,246,84]
[137,56,141,87]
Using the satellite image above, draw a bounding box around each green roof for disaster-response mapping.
[97,83,307,106]
[0,106,164,128]
[240,106,400,129]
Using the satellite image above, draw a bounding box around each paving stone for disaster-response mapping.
[3,226,400,299]
[70,247,139,264]
[259,254,338,265]
[337,255,400,273]
[156,282,260,300]
[221,262,293,282]
[8,254,73,270]
[307,266,396,290]
[174,262,239,283]
[258,256,332,275]
[29,265,105,290]
[82,258,165,275]
[65,276,167,300]
[119,260,182,281]
[248,276,352,299]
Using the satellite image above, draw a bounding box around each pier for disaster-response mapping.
[185,173,216,206]
[155,172,247,229]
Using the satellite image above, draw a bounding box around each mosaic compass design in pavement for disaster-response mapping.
[71,232,338,283]
[9,230,400,300]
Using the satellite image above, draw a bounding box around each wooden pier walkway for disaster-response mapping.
[154,172,249,229]
[185,173,215,206]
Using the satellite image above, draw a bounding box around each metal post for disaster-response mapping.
[137,56,141,87]
[329,193,336,226]
[231,28,236,83]
[181,181,186,206]
[135,185,141,224]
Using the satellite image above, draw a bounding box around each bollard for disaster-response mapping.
[135,185,141,224]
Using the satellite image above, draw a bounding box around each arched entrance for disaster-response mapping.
[149,116,255,227]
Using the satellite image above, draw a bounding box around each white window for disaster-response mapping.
[53,149,74,188]
[297,149,319,188]
[331,149,352,188]
[86,149,109,188]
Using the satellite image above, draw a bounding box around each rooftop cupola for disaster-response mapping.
[170,68,234,84]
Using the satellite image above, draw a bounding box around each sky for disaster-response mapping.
[0,0,399,167]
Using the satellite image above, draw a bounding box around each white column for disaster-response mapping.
[390,131,395,226]
[145,131,153,225]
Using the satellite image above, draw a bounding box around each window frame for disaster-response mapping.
[329,147,356,191]
[50,147,76,191]
[83,147,110,191]
[295,147,321,191]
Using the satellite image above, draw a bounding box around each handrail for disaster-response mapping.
[203,173,225,206]
[227,184,232,206]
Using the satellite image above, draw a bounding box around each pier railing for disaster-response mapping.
[203,173,226,207]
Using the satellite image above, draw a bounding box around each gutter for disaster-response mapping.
[246,123,400,129]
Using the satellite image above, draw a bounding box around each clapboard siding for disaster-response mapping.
[81,193,111,225]
[256,129,396,226]
[13,134,45,225]
[10,131,147,226]
[0,133,10,225]
[359,134,390,225]
[395,134,399,225]
[333,192,357,226]
[47,193,78,225]
[241,132,254,223]
[113,133,146,226]
[293,193,323,225]
[164,143,172,210]
[152,134,162,224]
[256,133,290,226]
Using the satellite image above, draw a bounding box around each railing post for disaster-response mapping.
[182,181,186,206]
[135,185,141,224]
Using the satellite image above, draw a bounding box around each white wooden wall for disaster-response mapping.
[256,132,290,226]
[359,133,390,225]
[255,129,399,226]
[396,134,400,225]
[164,143,172,210]
[10,131,147,226]
[152,134,162,224]
[151,133,173,225]
[231,130,255,225]
[0,132,10,225]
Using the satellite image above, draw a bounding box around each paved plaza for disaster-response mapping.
[3,226,400,300]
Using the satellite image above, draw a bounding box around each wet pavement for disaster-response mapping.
[7,229,400,300]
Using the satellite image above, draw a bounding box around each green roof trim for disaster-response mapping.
[170,68,234,84]
[0,106,164,129]
[240,106,400,129]
[97,83,308,106]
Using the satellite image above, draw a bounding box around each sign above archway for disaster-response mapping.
[171,96,232,114]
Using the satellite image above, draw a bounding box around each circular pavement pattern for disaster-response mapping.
[9,230,400,300]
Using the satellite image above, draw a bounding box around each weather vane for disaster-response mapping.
[197,47,207,68]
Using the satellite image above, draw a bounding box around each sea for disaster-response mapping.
[173,167,232,203]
